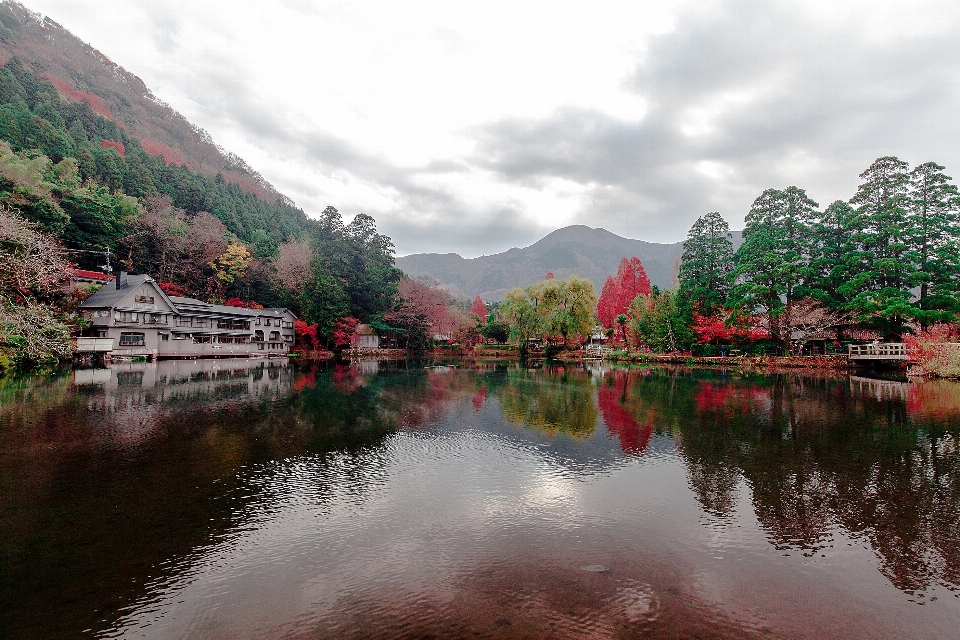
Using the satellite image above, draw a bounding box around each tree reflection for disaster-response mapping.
[600,368,960,595]
[0,360,471,639]
[597,369,654,455]
[499,367,598,438]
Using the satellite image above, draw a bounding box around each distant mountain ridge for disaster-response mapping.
[0,1,282,201]
[396,225,743,302]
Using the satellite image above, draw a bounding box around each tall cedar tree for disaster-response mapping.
[730,186,817,346]
[806,200,857,311]
[678,212,734,313]
[907,161,960,322]
[847,156,913,335]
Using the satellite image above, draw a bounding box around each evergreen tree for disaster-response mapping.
[847,156,914,335]
[678,211,734,313]
[907,161,960,322]
[806,200,857,310]
[730,187,817,346]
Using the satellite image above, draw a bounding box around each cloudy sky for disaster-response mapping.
[20,0,960,257]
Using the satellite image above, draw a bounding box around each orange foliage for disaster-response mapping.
[99,139,125,156]
[45,75,112,118]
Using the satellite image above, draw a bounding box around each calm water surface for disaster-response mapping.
[2,359,959,639]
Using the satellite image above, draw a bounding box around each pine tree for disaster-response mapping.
[847,156,914,335]
[730,187,817,346]
[907,161,960,322]
[678,211,734,313]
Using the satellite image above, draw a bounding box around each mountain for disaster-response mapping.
[396,225,743,302]
[0,2,280,201]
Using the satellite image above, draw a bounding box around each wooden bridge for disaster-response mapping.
[848,343,908,361]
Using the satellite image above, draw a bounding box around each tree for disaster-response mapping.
[846,156,914,336]
[730,186,818,349]
[384,277,451,349]
[0,205,71,366]
[596,257,652,339]
[678,211,734,313]
[627,290,691,353]
[500,287,540,355]
[906,161,960,322]
[273,238,314,294]
[806,200,857,312]
[527,275,598,346]
[470,295,486,320]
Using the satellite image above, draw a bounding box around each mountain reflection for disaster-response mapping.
[596,367,960,596]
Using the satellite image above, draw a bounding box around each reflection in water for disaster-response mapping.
[499,367,598,437]
[0,361,959,639]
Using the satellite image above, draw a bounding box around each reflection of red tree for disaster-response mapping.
[291,369,316,393]
[472,385,487,412]
[694,383,737,411]
[694,382,767,414]
[597,371,652,454]
[332,364,363,394]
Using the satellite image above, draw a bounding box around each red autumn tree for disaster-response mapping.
[224,297,249,308]
[597,276,619,329]
[158,281,184,297]
[596,257,653,340]
[295,319,320,350]
[470,295,486,320]
[331,316,360,349]
[545,272,555,280]
[100,139,125,156]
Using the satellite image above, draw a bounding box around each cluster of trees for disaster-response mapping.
[0,204,73,368]
[0,57,405,363]
[499,275,598,354]
[583,156,960,356]
[680,156,960,348]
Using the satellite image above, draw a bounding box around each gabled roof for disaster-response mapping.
[80,274,155,308]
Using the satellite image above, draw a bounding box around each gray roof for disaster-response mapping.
[81,278,295,320]
[80,274,153,309]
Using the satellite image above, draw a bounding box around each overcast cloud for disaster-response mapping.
[20,0,960,256]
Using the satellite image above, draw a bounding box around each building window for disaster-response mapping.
[160,333,169,341]
[135,295,155,304]
[269,331,280,341]
[254,330,264,341]
[117,311,137,322]
[119,332,145,346]
[193,336,212,344]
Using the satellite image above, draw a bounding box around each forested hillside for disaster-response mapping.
[0,55,400,367]
[0,1,278,198]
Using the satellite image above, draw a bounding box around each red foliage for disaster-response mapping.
[45,76,113,118]
[295,319,320,349]
[692,310,770,344]
[545,272,555,280]
[139,138,188,166]
[596,257,652,334]
[158,281,185,297]
[471,295,486,319]
[597,371,653,455]
[100,139,125,156]
[292,369,317,394]
[224,297,248,308]
[472,385,487,412]
[331,316,359,349]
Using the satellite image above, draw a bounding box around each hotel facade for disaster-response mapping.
[78,273,297,360]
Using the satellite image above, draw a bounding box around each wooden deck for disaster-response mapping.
[848,343,908,361]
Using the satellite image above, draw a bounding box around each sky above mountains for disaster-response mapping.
[20,0,960,257]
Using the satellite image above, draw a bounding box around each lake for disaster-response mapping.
[1,358,959,639]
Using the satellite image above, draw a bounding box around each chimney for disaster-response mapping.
[116,270,127,290]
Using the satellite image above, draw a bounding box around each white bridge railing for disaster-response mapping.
[848,342,908,360]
